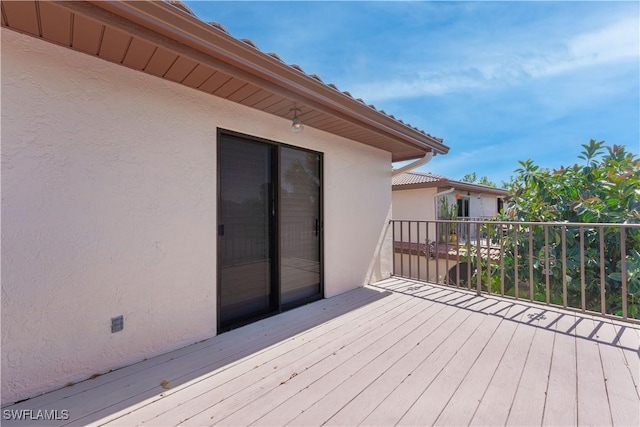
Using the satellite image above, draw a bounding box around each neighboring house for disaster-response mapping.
[1,1,448,405]
[391,171,507,283]
[393,171,508,224]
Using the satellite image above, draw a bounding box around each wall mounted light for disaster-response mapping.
[290,108,304,133]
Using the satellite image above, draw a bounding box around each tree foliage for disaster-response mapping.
[468,140,640,319]
[505,140,640,223]
[461,172,498,188]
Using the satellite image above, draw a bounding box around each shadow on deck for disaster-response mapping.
[3,279,639,426]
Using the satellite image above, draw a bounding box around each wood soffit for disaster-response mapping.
[1,0,450,162]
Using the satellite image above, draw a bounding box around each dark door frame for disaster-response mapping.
[216,129,324,333]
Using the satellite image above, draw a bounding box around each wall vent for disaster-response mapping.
[111,315,124,333]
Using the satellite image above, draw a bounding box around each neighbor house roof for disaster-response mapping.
[392,172,508,196]
[0,0,449,162]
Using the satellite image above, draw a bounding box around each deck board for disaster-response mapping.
[541,312,578,426]
[146,293,427,426]
[2,277,638,427]
[575,316,614,426]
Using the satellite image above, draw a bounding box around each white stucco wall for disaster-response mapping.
[1,29,392,404]
[392,188,439,221]
[404,191,500,220]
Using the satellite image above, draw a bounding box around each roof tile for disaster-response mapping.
[392,172,446,186]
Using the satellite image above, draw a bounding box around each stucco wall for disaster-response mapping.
[392,187,439,221]
[1,29,392,404]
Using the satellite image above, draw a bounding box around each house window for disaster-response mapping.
[457,197,470,217]
[497,198,504,214]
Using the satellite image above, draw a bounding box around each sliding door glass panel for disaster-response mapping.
[219,136,276,326]
[280,147,321,305]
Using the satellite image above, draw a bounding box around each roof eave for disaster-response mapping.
[87,0,449,156]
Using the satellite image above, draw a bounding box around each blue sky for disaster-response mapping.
[184,1,639,185]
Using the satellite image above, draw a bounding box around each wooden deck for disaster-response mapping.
[4,278,639,426]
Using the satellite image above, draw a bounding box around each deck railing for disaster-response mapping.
[391,219,640,323]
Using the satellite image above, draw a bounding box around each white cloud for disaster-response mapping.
[350,14,639,102]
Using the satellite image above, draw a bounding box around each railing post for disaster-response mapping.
[391,220,396,277]
[514,224,519,300]
[444,221,450,285]
[544,225,550,305]
[400,220,404,278]
[562,225,567,308]
[476,222,482,296]
[435,220,440,284]
[580,226,586,312]
[408,221,413,280]
[486,221,492,295]
[500,222,505,296]
[426,221,431,283]
[621,227,627,320]
[417,221,421,282]
[529,226,534,302]
[599,226,606,316]
[467,221,472,290]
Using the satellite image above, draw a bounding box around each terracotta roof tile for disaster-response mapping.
[392,171,446,186]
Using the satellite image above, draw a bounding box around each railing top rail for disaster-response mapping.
[390,219,640,228]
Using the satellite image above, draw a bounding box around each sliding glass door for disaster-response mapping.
[218,131,322,331]
[218,134,277,329]
[280,147,322,307]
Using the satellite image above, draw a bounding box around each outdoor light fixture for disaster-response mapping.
[290,108,304,133]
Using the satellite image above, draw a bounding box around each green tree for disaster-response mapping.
[461,172,498,188]
[488,140,640,318]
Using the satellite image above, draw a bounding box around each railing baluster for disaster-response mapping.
[529,225,534,302]
[400,221,405,278]
[580,226,586,312]
[621,226,627,320]
[408,221,413,280]
[599,226,605,316]
[562,225,567,308]
[417,221,421,282]
[514,224,519,300]
[467,221,472,290]
[445,221,450,286]
[500,222,505,296]
[476,222,482,296]
[435,221,440,284]
[392,220,396,277]
[487,222,493,294]
[545,225,550,305]
[425,221,435,282]
[455,221,461,288]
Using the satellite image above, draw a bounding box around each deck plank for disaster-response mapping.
[96,291,414,426]
[2,279,638,427]
[285,299,508,426]
[590,318,640,427]
[7,287,383,412]
[209,296,452,426]
[357,301,504,426]
[541,312,578,426]
[396,313,504,426]
[575,316,613,426]
[324,300,515,427]
[468,307,538,426]
[505,322,555,426]
[431,311,519,426]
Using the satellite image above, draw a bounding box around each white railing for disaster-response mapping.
[391,219,640,323]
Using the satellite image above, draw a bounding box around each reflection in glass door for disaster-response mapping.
[218,134,277,330]
[280,147,322,307]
